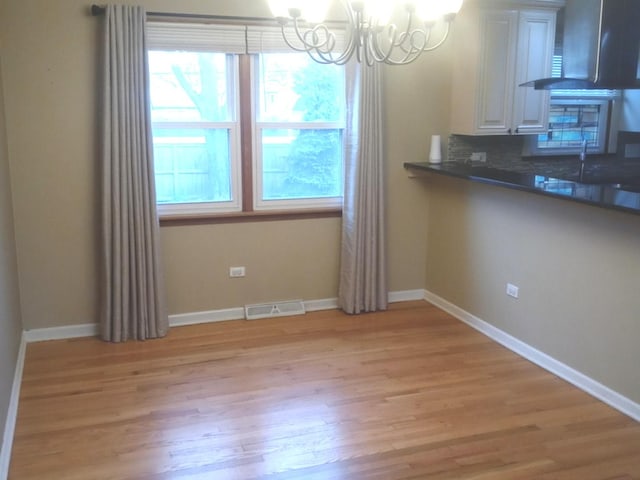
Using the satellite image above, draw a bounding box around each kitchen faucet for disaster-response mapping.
[579,138,588,162]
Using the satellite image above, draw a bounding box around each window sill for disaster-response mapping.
[159,207,342,226]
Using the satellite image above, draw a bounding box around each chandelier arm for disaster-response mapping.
[398,23,454,57]
[273,0,460,65]
[382,24,425,64]
[419,21,452,52]
[369,23,408,64]
[311,25,359,64]
[385,10,451,62]
[385,44,421,64]
[293,19,335,51]
[310,45,354,65]
[280,23,315,52]
[280,19,332,53]
[396,28,432,56]
[375,28,423,65]
[370,11,426,63]
[367,31,388,63]
[306,0,360,65]
[353,7,365,65]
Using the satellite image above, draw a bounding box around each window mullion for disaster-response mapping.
[152,121,236,129]
[239,54,254,212]
[255,122,345,130]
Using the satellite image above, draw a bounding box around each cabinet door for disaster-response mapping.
[511,10,556,134]
[474,10,518,135]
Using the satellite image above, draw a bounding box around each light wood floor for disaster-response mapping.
[9,301,640,479]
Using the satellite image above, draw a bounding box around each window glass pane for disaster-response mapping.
[537,104,602,150]
[257,54,345,123]
[261,128,343,200]
[148,51,232,122]
[153,128,231,203]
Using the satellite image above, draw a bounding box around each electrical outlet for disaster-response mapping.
[229,266,246,278]
[506,283,519,299]
[470,152,487,162]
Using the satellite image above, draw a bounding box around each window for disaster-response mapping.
[530,51,620,156]
[534,98,610,155]
[254,54,345,210]
[148,51,240,214]
[146,23,347,218]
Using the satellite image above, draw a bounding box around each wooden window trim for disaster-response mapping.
[160,207,342,226]
[239,54,254,213]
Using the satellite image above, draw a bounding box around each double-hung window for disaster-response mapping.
[148,51,241,214]
[146,22,347,218]
[254,54,345,210]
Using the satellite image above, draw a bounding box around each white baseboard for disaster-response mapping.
[165,292,420,327]
[304,297,339,312]
[23,323,98,343]
[22,290,422,341]
[169,307,245,327]
[388,289,426,303]
[423,289,640,422]
[0,333,26,480]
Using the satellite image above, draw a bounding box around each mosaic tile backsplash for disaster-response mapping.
[447,134,525,167]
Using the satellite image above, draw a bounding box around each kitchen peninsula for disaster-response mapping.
[404,157,640,215]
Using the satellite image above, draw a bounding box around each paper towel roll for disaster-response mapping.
[429,135,442,164]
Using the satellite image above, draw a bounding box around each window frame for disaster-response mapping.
[147,47,242,216]
[251,55,345,212]
[146,22,348,224]
[527,97,611,156]
[153,122,243,216]
[527,50,621,157]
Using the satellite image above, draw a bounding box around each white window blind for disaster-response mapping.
[146,22,247,52]
[246,26,346,53]
[146,21,345,54]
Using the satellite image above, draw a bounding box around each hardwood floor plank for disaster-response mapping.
[9,301,640,479]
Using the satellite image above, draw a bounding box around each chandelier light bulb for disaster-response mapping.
[300,1,331,23]
[413,0,442,22]
[444,0,464,15]
[267,0,292,19]
[413,0,463,21]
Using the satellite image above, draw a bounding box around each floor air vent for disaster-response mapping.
[244,300,306,320]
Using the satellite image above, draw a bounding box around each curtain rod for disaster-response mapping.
[90,4,276,24]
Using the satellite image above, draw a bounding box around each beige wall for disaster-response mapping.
[424,175,640,403]
[0,0,447,328]
[0,52,23,451]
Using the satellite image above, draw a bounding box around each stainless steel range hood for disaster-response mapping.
[523,0,640,90]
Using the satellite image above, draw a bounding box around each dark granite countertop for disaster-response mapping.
[404,156,640,215]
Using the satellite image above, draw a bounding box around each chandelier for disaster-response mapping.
[267,0,464,65]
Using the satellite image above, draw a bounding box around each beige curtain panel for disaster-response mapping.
[338,62,388,314]
[100,5,168,342]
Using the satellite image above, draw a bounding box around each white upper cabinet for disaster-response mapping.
[451,3,557,136]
